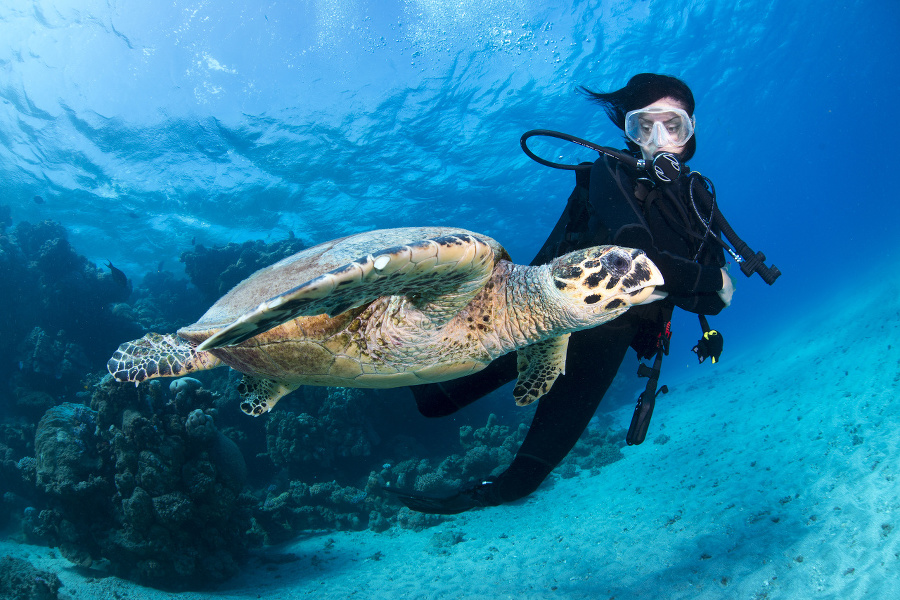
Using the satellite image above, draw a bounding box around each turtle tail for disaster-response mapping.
[107,333,224,384]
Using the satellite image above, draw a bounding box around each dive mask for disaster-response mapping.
[624,106,695,149]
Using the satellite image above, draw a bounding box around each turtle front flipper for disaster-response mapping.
[197,232,499,351]
[107,333,224,384]
[513,334,570,406]
[237,375,300,416]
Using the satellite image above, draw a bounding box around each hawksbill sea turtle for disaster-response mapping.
[107,227,664,416]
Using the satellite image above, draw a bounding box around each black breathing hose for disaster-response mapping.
[520,129,646,171]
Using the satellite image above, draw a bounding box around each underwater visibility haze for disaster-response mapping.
[0,0,898,598]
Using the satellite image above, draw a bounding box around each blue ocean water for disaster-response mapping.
[1,0,898,596]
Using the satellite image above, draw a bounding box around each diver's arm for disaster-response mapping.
[614,223,728,314]
[717,268,734,306]
[668,291,727,315]
[617,224,723,294]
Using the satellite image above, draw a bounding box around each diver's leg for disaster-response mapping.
[487,316,638,503]
[411,352,518,418]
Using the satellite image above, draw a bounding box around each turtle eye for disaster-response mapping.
[603,251,632,277]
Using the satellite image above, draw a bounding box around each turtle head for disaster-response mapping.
[548,245,665,328]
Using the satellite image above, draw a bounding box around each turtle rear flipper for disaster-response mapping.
[197,232,498,351]
[107,333,224,384]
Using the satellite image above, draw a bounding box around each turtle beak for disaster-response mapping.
[623,253,665,306]
[631,287,669,306]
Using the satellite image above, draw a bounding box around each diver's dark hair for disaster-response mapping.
[578,73,696,161]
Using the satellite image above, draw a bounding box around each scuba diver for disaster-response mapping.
[390,73,779,514]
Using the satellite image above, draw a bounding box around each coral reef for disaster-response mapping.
[561,423,628,475]
[10,379,253,589]
[250,401,533,539]
[251,479,379,543]
[0,216,139,404]
[10,220,132,342]
[0,555,61,600]
[34,403,104,498]
[249,457,448,541]
[15,328,92,412]
[383,413,528,497]
[124,268,207,333]
[91,379,251,587]
[0,210,231,406]
[264,387,377,471]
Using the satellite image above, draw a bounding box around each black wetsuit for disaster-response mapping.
[412,154,728,505]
